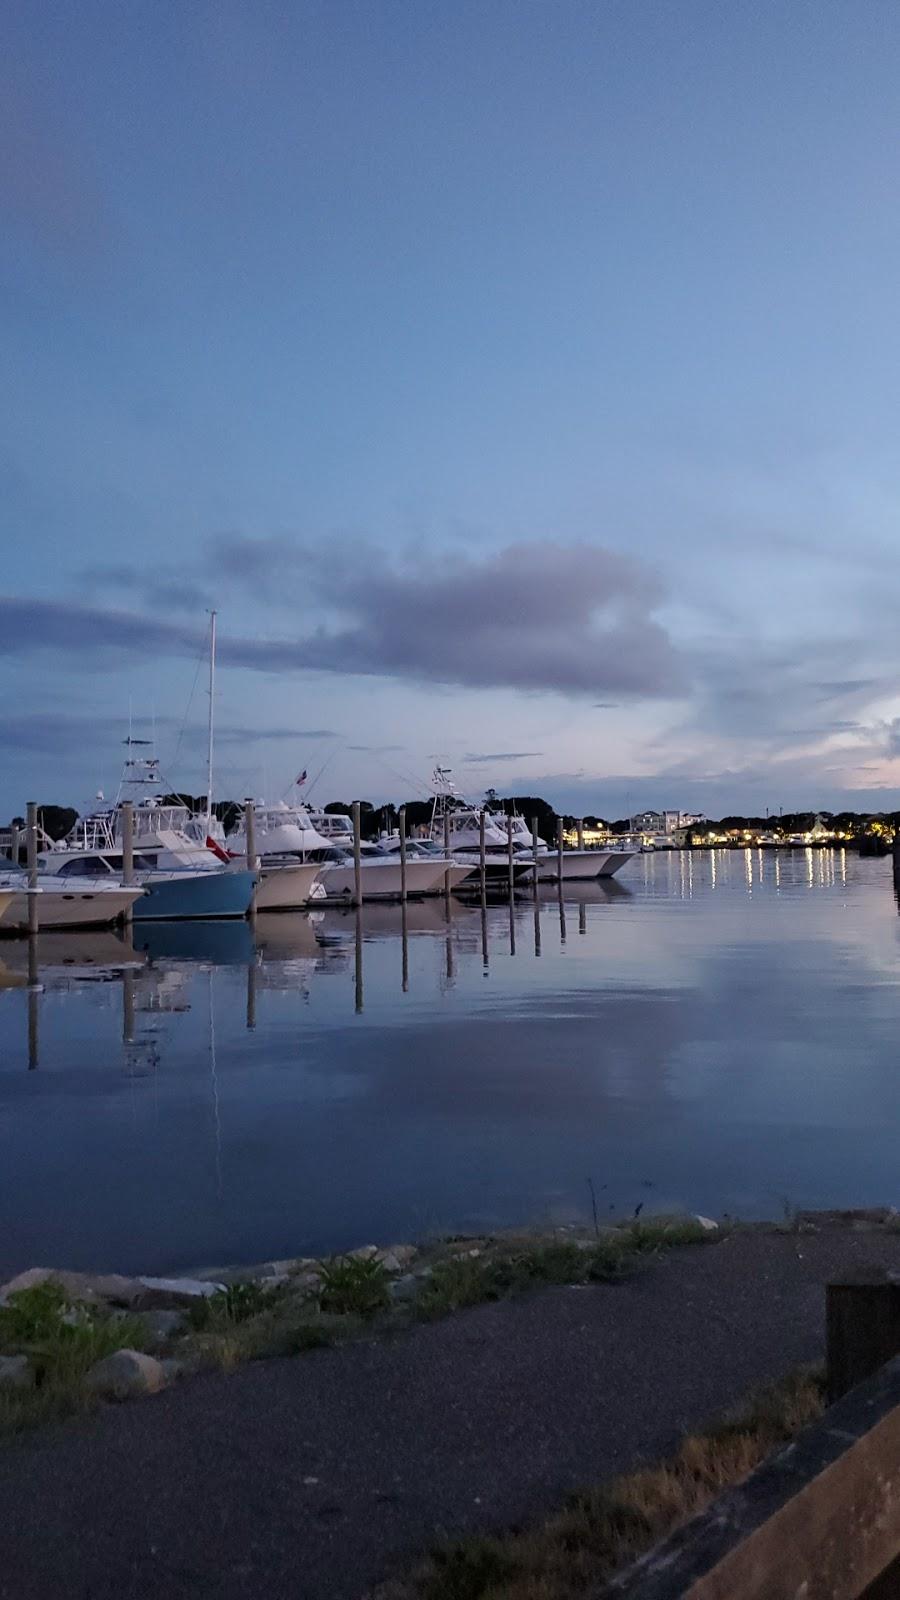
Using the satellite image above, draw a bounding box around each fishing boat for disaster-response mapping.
[0,871,144,931]
[426,770,535,889]
[505,814,637,881]
[227,802,449,900]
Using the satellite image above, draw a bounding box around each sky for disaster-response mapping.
[4,0,900,819]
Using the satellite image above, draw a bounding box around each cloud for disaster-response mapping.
[11,538,686,700]
[464,751,544,763]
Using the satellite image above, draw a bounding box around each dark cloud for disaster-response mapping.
[464,751,543,763]
[9,538,685,700]
[79,566,213,615]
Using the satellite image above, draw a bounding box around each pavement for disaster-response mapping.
[2,1225,900,1600]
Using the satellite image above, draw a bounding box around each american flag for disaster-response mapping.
[296,770,307,785]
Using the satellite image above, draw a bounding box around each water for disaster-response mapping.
[1,849,899,1276]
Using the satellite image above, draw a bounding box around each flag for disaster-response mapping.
[296,770,307,785]
[206,835,231,864]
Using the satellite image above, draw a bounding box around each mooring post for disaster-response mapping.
[399,806,408,903]
[479,808,487,902]
[507,813,515,897]
[443,807,451,898]
[26,801,39,936]
[826,1273,900,1401]
[121,800,134,925]
[531,815,540,895]
[352,801,362,908]
[557,816,564,886]
[244,799,258,916]
[578,818,585,851]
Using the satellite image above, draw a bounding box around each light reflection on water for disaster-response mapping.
[0,848,897,1275]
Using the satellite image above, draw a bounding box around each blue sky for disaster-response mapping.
[4,0,900,818]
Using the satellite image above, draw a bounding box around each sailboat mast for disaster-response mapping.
[206,610,217,828]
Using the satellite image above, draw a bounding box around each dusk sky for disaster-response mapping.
[4,0,900,818]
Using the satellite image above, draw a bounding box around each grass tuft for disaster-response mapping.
[318,1256,390,1318]
[0,1278,149,1435]
[375,1370,824,1600]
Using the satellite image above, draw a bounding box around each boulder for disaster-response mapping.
[0,1355,34,1390]
[376,1245,418,1273]
[346,1245,379,1262]
[388,1274,420,1303]
[0,1267,144,1308]
[84,1349,166,1400]
[136,1309,187,1346]
[135,1276,224,1309]
[694,1215,719,1232]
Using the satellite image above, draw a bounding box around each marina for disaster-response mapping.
[1,848,899,1278]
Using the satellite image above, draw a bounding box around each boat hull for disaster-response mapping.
[133,869,255,921]
[536,850,636,882]
[254,861,324,910]
[320,859,446,900]
[0,887,143,931]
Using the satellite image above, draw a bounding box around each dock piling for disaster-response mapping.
[399,807,408,903]
[352,801,362,907]
[121,801,134,925]
[26,801,38,936]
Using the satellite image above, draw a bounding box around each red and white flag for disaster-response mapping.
[295,769,307,786]
[206,835,231,864]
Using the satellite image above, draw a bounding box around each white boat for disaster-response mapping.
[227,803,449,900]
[37,803,257,922]
[427,770,534,888]
[376,833,475,892]
[505,814,637,881]
[0,873,144,931]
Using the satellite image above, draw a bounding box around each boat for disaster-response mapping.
[374,832,475,892]
[0,871,144,932]
[226,802,449,900]
[36,805,256,921]
[505,814,637,881]
[426,770,534,889]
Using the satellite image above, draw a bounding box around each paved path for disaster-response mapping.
[2,1227,900,1600]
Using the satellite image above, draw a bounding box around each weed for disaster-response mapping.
[416,1257,500,1320]
[189,1280,282,1331]
[0,1278,148,1432]
[0,1280,70,1347]
[624,1218,708,1254]
[379,1370,825,1599]
[318,1256,390,1318]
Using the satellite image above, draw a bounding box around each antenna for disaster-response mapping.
[206,610,217,827]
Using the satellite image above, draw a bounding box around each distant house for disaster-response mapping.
[629,810,706,836]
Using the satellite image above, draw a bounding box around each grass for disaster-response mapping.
[0,1279,149,1436]
[414,1222,709,1322]
[376,1370,825,1600]
[318,1255,390,1317]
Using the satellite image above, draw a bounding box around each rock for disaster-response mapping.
[84,1349,166,1400]
[135,1276,224,1309]
[376,1245,418,1273]
[0,1267,144,1308]
[137,1309,187,1346]
[346,1245,379,1262]
[0,1355,34,1390]
[388,1274,421,1303]
[694,1215,719,1232]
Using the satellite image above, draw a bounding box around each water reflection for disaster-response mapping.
[2,852,900,1274]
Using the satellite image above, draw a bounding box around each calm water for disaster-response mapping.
[1,850,899,1276]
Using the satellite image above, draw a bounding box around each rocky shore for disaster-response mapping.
[0,1208,895,1419]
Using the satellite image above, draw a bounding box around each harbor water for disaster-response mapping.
[1,849,899,1276]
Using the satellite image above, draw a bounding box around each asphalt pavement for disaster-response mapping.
[2,1225,900,1600]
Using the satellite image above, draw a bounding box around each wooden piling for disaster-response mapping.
[352,801,362,907]
[507,814,515,897]
[399,806,408,903]
[531,815,540,894]
[244,799,258,915]
[443,808,451,898]
[577,818,585,851]
[121,800,134,925]
[479,808,486,902]
[26,801,39,935]
[556,816,564,886]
